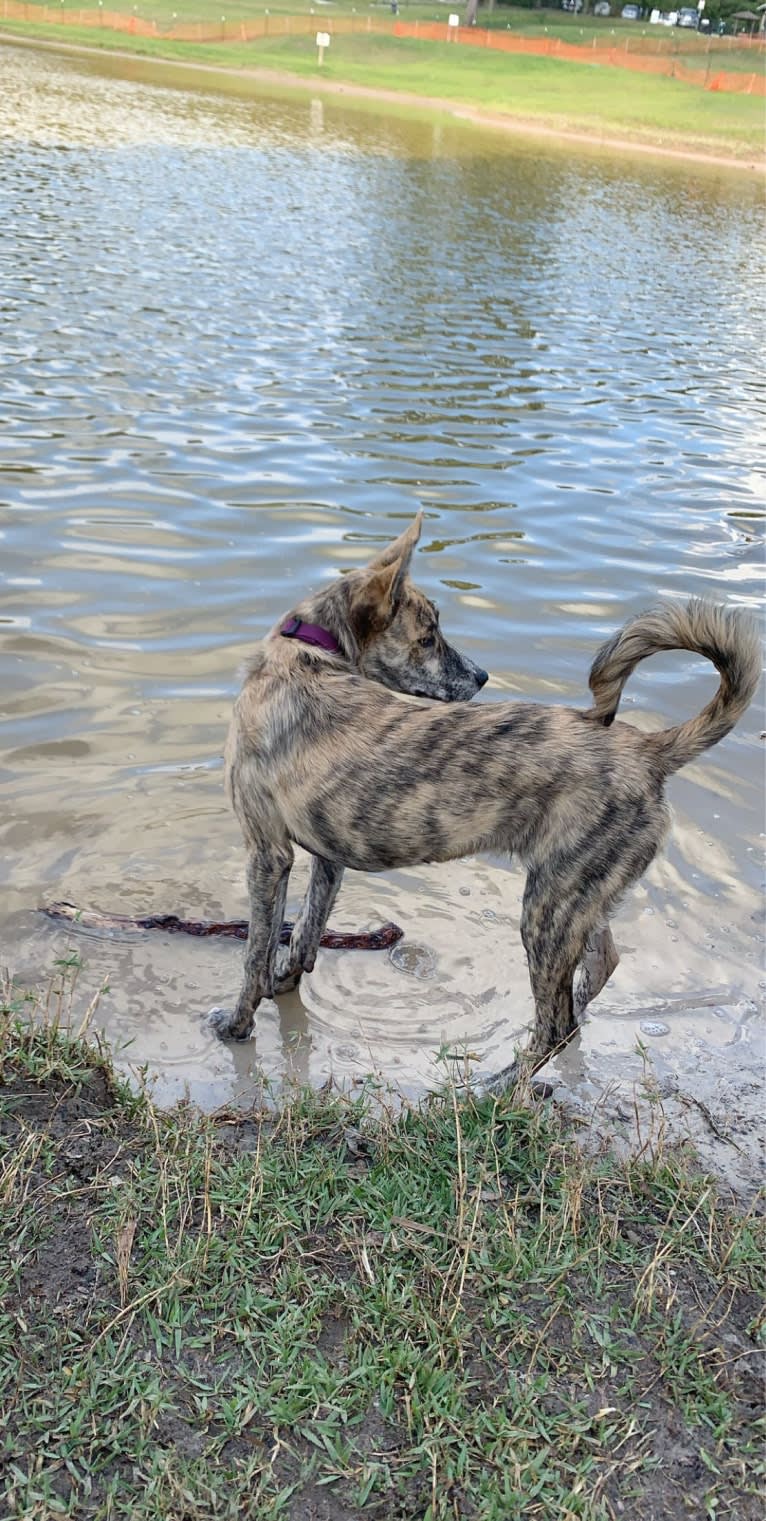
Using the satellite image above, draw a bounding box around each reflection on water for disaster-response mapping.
[1,43,764,1109]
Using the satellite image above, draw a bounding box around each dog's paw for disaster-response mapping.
[530,1077,555,1100]
[478,1071,517,1099]
[273,967,303,996]
[206,1005,235,1039]
[206,1006,253,1042]
[272,946,303,996]
[474,1064,550,1101]
[478,1067,554,1102]
[451,1064,518,1101]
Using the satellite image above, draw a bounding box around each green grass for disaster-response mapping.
[2,20,764,153]
[11,0,766,51]
[236,30,766,146]
[1,987,764,1519]
[11,0,766,80]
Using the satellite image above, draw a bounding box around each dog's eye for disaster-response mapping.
[420,633,436,650]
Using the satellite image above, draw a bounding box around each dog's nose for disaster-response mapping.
[476,668,489,689]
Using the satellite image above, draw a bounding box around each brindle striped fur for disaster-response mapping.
[208,515,761,1089]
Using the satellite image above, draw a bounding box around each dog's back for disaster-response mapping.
[228,595,760,877]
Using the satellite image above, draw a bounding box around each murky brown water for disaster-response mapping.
[1,43,764,1147]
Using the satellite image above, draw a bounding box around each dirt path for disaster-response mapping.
[3,29,764,173]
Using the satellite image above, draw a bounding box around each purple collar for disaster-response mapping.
[280,616,341,655]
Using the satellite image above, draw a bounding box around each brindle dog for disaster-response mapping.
[209,515,760,1089]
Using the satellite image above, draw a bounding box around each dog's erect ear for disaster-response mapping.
[367,512,423,573]
[349,559,403,642]
[350,518,421,642]
[351,520,422,644]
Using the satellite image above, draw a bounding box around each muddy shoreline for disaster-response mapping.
[1,29,763,172]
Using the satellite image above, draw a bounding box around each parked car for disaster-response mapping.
[593,3,611,15]
[677,6,699,23]
[560,0,584,11]
[621,3,641,16]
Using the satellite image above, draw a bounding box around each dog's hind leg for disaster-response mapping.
[519,869,591,1070]
[478,878,585,1096]
[208,838,293,1040]
[273,855,344,995]
[520,793,667,1070]
[483,809,664,1094]
[574,925,619,1019]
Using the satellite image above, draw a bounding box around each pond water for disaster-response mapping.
[1,43,763,1132]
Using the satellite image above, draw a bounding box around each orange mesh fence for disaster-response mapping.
[392,16,764,89]
[392,16,762,88]
[2,0,764,95]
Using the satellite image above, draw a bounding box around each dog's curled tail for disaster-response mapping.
[587,599,761,776]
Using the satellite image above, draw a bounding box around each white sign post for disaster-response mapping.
[448,12,459,39]
[316,29,330,63]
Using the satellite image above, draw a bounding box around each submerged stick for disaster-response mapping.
[42,900,403,952]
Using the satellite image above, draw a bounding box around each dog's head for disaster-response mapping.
[347,515,488,702]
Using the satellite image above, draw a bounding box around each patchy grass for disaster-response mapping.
[1,22,763,158]
[1,986,764,1520]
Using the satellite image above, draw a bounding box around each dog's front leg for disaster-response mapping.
[273,855,344,994]
[208,839,293,1041]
